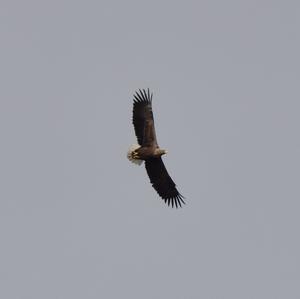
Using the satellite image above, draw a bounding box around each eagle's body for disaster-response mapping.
[127,89,184,208]
[134,146,166,160]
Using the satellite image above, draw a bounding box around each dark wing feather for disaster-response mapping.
[145,157,185,208]
[132,89,157,147]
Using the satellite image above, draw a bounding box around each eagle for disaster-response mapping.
[127,89,185,208]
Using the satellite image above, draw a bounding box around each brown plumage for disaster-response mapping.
[127,89,185,208]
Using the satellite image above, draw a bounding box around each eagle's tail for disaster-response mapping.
[127,144,143,165]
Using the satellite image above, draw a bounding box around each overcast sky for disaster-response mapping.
[1,1,300,298]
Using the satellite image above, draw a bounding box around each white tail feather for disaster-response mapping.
[127,144,143,165]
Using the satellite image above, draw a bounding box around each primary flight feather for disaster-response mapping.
[127,89,185,208]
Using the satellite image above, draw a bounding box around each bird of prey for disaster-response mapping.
[127,89,185,208]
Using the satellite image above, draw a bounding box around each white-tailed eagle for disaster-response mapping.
[127,89,185,208]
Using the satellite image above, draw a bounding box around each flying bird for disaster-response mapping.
[127,89,185,208]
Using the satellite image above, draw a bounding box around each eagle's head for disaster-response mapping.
[155,148,168,157]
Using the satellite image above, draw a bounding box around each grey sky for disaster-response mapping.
[1,1,300,298]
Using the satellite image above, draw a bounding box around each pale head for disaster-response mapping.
[154,148,168,157]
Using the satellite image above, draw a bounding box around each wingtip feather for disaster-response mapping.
[133,89,152,104]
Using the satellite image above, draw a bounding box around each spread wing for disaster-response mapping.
[132,89,158,147]
[145,157,185,208]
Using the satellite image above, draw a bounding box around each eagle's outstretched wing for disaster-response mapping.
[133,89,158,147]
[145,157,185,208]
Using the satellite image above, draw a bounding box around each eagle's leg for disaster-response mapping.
[132,150,140,159]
